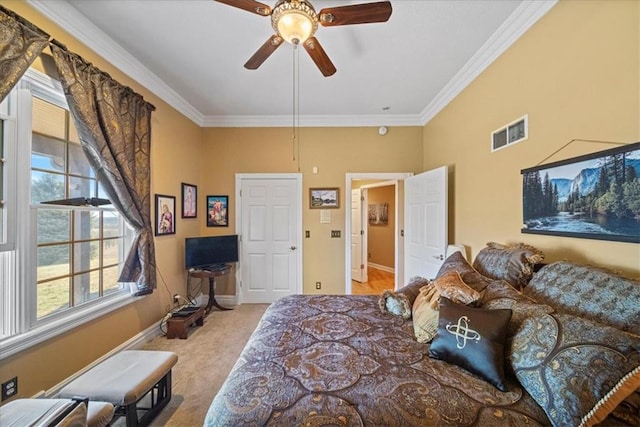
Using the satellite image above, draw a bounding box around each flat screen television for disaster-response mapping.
[185,235,239,270]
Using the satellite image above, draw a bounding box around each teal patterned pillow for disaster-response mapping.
[524,261,640,335]
[509,312,640,427]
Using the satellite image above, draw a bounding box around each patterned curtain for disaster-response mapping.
[50,43,157,295]
[0,5,50,103]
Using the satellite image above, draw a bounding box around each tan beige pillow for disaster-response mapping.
[412,272,481,343]
[433,271,481,306]
[411,284,441,343]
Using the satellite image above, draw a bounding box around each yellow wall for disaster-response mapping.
[423,0,640,278]
[367,185,395,268]
[0,1,203,399]
[201,127,424,294]
[2,0,639,402]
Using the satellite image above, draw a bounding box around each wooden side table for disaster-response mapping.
[188,265,233,315]
[166,306,205,339]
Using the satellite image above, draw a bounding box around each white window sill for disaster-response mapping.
[0,292,143,360]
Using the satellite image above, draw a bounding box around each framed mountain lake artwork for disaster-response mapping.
[521,141,640,243]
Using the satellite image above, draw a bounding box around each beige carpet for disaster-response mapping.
[124,303,269,426]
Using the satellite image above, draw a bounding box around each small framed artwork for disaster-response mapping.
[155,194,176,236]
[181,183,197,218]
[207,195,229,227]
[310,187,340,209]
[368,202,389,225]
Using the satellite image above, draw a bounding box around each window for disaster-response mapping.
[0,68,135,357]
[31,97,126,319]
[491,115,528,152]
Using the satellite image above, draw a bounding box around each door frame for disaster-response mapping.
[235,173,304,304]
[345,172,413,294]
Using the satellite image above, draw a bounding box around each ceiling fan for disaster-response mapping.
[215,0,393,77]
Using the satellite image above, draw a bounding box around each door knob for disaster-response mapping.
[291,246,297,250]
[433,254,443,260]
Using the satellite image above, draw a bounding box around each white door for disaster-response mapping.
[404,166,448,280]
[351,188,365,282]
[238,175,302,303]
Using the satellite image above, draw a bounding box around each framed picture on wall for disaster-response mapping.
[155,194,176,236]
[309,188,339,209]
[181,183,197,218]
[207,195,229,227]
[368,202,389,225]
[521,141,640,243]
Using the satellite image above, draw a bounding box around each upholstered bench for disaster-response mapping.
[58,350,178,427]
[0,398,114,427]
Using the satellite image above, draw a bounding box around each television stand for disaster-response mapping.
[188,265,233,315]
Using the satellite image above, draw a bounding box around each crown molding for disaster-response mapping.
[201,113,424,128]
[27,0,205,126]
[419,0,558,125]
[27,0,557,129]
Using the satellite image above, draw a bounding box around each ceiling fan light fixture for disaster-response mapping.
[272,0,318,45]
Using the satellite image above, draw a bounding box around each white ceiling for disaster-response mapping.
[28,0,556,127]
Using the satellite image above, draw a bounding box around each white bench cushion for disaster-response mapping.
[0,398,90,427]
[58,350,178,406]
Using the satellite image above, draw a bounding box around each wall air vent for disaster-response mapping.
[491,114,528,152]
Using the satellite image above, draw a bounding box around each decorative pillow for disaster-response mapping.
[509,312,640,427]
[432,271,481,306]
[411,284,441,343]
[429,297,512,391]
[412,272,482,343]
[378,276,429,319]
[435,250,492,292]
[478,279,555,335]
[524,261,640,335]
[472,242,544,290]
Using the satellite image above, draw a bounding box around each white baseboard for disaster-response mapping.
[195,293,237,308]
[368,263,395,274]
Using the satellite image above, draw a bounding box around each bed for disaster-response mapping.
[205,245,640,427]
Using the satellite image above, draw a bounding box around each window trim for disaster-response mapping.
[0,68,140,360]
[0,90,17,252]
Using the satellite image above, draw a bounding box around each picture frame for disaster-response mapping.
[155,194,176,236]
[521,141,640,243]
[207,195,229,227]
[181,183,197,218]
[309,188,340,209]
[368,202,389,225]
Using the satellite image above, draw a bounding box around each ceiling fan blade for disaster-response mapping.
[214,0,271,16]
[303,37,336,77]
[319,1,392,26]
[244,35,284,69]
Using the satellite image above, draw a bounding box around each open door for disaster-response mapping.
[404,166,448,280]
[351,188,366,282]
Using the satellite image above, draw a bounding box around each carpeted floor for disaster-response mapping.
[128,303,269,426]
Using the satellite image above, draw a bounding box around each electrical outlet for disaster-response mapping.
[2,377,17,401]
[315,282,321,290]
[173,294,179,304]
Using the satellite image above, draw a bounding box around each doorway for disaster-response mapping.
[345,172,413,295]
